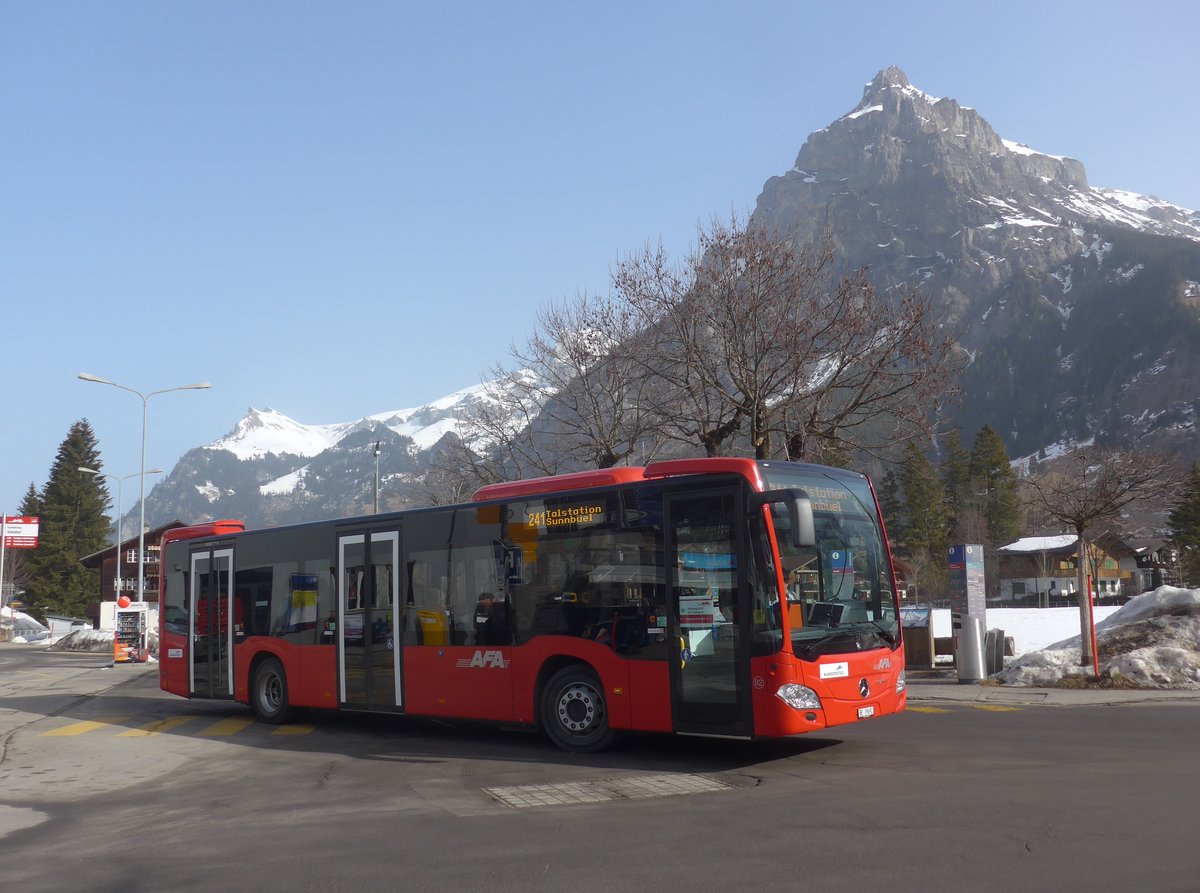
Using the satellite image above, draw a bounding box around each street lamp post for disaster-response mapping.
[78,467,163,603]
[78,373,211,601]
[373,441,382,514]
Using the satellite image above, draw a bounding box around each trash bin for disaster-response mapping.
[956,615,986,684]
[985,628,1006,676]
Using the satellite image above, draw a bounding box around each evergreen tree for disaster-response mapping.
[1167,462,1200,586]
[939,429,971,540]
[24,420,111,618]
[19,482,42,516]
[900,441,949,554]
[968,425,1022,548]
[877,469,902,541]
[898,441,949,597]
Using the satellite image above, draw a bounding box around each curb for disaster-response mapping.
[906,678,1200,707]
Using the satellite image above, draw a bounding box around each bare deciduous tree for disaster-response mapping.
[439,291,667,488]
[498,295,665,470]
[1024,449,1174,666]
[611,214,958,460]
[433,214,958,493]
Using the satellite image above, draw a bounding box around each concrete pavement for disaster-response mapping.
[0,642,157,742]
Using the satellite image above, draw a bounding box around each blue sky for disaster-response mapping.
[2,1,1197,515]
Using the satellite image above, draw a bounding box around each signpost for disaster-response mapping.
[948,544,987,682]
[1,516,40,549]
[1,516,39,636]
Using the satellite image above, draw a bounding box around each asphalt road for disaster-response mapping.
[2,645,1198,893]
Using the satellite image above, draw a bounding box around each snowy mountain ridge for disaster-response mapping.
[209,381,493,462]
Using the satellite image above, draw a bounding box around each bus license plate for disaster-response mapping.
[857,705,875,719]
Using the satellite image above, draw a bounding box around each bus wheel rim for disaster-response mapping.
[556,682,602,734]
[262,673,281,711]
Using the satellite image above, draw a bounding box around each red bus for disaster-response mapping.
[158,458,906,751]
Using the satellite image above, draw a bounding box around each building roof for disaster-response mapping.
[78,520,187,567]
[998,535,1078,554]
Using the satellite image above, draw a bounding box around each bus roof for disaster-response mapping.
[470,458,769,502]
[161,520,246,547]
[470,467,646,502]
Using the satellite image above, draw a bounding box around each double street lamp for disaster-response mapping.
[78,373,211,601]
[77,466,163,603]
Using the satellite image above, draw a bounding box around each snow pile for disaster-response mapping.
[49,628,116,652]
[995,587,1200,689]
[48,626,157,654]
[1,605,49,643]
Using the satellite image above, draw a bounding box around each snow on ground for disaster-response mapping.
[1,605,50,643]
[929,604,1121,656]
[990,587,1200,689]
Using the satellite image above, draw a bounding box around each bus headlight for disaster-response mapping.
[896,670,906,694]
[776,684,822,710]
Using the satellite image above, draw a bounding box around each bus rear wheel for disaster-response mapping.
[541,666,615,753]
[251,656,295,724]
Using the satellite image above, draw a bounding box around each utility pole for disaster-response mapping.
[373,442,382,514]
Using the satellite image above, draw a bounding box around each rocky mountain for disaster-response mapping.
[135,66,1200,532]
[753,66,1200,462]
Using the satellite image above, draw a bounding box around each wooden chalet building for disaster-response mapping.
[79,520,186,627]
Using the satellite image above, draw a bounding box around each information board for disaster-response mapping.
[947,543,986,627]
[1,516,39,549]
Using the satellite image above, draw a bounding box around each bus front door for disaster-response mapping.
[338,531,402,712]
[189,548,234,699]
[666,488,752,738]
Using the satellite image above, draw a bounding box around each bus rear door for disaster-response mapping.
[337,530,402,712]
[189,547,235,700]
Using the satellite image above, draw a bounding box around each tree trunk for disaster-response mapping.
[1076,528,1094,667]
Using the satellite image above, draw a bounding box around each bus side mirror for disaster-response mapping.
[751,490,816,549]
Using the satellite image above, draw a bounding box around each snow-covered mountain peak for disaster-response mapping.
[209,407,346,460]
[206,376,528,469]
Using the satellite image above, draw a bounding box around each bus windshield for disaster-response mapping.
[759,465,898,657]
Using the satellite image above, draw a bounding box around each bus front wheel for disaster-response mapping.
[541,666,615,753]
[251,656,295,724]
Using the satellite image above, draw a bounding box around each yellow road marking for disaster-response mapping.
[42,716,130,737]
[196,717,256,737]
[117,716,197,737]
[965,704,1021,712]
[907,706,951,714]
[271,724,314,736]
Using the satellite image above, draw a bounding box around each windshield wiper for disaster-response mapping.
[870,621,898,646]
[794,629,860,660]
[795,622,896,659]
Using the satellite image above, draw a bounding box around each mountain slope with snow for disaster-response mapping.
[754,65,1200,461]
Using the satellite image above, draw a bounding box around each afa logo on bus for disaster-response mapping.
[455,650,510,669]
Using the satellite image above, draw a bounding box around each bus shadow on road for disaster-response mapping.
[6,685,845,772]
[348,712,846,771]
